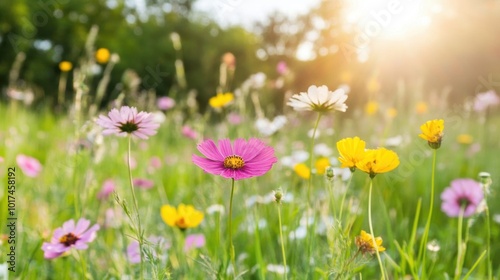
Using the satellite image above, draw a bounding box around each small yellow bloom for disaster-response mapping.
[356,148,399,178]
[457,134,473,145]
[355,230,386,254]
[387,107,397,118]
[293,163,310,179]
[209,92,234,109]
[161,204,204,230]
[95,48,110,64]
[419,119,444,149]
[365,101,379,115]
[59,61,73,72]
[315,157,330,175]
[337,137,367,171]
[416,102,428,114]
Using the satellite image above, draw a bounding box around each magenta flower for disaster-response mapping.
[96,106,159,139]
[181,125,198,140]
[41,218,100,259]
[184,233,206,252]
[276,61,288,75]
[441,179,484,217]
[192,138,277,180]
[133,178,154,189]
[16,154,42,177]
[157,96,176,110]
[97,179,115,200]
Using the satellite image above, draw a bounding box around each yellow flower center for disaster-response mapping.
[223,155,245,169]
[59,233,79,246]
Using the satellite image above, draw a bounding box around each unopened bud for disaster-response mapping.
[274,189,283,204]
[325,166,335,181]
[478,172,492,195]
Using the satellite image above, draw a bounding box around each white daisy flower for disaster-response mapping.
[287,85,348,112]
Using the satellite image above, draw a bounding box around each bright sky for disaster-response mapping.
[194,0,321,28]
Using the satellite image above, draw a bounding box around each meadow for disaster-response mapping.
[1,58,499,280]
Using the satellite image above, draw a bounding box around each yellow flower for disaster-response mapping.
[59,61,73,72]
[315,157,330,175]
[416,102,428,114]
[356,148,399,178]
[161,204,204,230]
[387,107,397,118]
[293,163,310,179]
[419,119,444,149]
[337,137,367,171]
[364,101,379,115]
[95,48,110,64]
[209,92,234,109]
[355,230,386,254]
[457,134,473,145]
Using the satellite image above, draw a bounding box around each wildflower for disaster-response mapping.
[184,234,206,252]
[355,230,385,254]
[255,115,287,136]
[315,157,330,175]
[281,150,309,167]
[336,137,367,172]
[222,52,236,69]
[267,264,290,274]
[41,218,99,259]
[149,156,162,170]
[227,112,243,124]
[206,204,225,215]
[209,92,234,109]
[364,101,379,115]
[59,61,72,72]
[16,154,42,177]
[97,179,115,200]
[356,148,400,178]
[181,125,198,140]
[96,106,159,139]
[192,138,277,180]
[128,236,170,263]
[287,85,348,113]
[427,240,441,252]
[95,48,110,64]
[325,166,335,181]
[416,102,428,114]
[294,163,311,179]
[276,61,288,75]
[314,143,333,157]
[127,241,141,264]
[161,204,204,230]
[157,96,176,110]
[419,119,444,149]
[273,189,284,204]
[473,90,500,112]
[457,134,473,145]
[133,178,154,189]
[441,179,484,217]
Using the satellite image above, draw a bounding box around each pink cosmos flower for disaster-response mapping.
[227,112,243,125]
[96,106,159,139]
[157,96,176,110]
[182,125,198,140]
[184,234,206,252]
[441,179,484,217]
[127,236,170,263]
[97,179,115,200]
[149,156,162,169]
[16,154,42,177]
[41,218,100,259]
[133,178,154,189]
[276,61,288,75]
[192,138,277,180]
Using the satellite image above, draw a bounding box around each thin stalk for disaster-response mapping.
[127,136,144,279]
[485,206,492,280]
[368,179,386,280]
[418,148,437,276]
[335,249,361,280]
[338,174,354,222]
[77,251,88,279]
[228,178,236,278]
[454,206,465,280]
[277,204,288,280]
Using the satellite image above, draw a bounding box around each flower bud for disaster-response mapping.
[325,166,335,181]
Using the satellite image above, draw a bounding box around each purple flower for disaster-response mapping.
[227,112,243,125]
[276,61,288,75]
[184,234,206,252]
[181,125,198,140]
[473,90,500,112]
[16,154,42,177]
[97,179,115,200]
[157,97,176,110]
[441,179,484,217]
[192,138,277,180]
[41,218,100,259]
[127,241,141,264]
[127,236,170,263]
[96,106,159,139]
[149,156,162,169]
[133,178,154,189]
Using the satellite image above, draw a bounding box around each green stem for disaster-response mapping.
[454,206,465,280]
[418,148,437,276]
[335,249,361,280]
[338,173,354,222]
[228,178,236,278]
[278,204,288,280]
[77,251,88,279]
[127,136,144,280]
[368,179,386,280]
[485,206,492,280]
